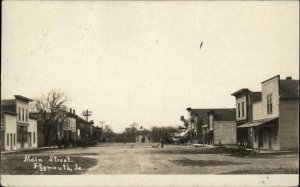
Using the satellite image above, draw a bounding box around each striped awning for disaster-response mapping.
[237,117,278,128]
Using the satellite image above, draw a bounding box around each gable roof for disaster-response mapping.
[280,79,299,99]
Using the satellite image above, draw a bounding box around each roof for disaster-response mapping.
[249,92,262,102]
[14,95,33,102]
[1,99,16,106]
[1,111,17,116]
[261,75,280,84]
[187,108,235,117]
[29,113,38,119]
[237,117,278,128]
[66,112,77,118]
[231,88,250,96]
[210,109,236,121]
[280,79,299,99]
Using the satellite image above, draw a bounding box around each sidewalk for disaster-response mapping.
[246,148,295,154]
[1,146,59,154]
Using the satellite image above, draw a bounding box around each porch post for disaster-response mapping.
[257,127,260,154]
[250,127,254,154]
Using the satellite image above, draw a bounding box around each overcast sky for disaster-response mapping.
[2,1,299,132]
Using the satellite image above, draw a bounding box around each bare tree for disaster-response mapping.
[32,89,68,146]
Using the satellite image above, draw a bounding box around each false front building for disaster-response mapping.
[233,75,299,151]
[1,95,38,151]
[184,108,236,145]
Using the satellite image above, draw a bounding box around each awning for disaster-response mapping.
[178,129,190,137]
[237,117,278,128]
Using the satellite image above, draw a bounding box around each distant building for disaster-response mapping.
[93,125,102,142]
[136,126,151,143]
[231,89,262,148]
[62,109,77,144]
[200,109,236,146]
[185,108,235,144]
[1,95,38,151]
[235,75,299,151]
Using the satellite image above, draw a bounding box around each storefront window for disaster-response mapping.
[17,126,28,142]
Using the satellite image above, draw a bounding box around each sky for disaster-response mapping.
[2,1,299,133]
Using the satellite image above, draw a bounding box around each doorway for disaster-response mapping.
[28,132,32,147]
[10,133,12,150]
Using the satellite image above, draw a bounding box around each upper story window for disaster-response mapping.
[238,103,241,118]
[26,109,28,122]
[267,94,273,114]
[209,115,213,130]
[18,107,21,121]
[242,102,245,117]
[22,108,24,121]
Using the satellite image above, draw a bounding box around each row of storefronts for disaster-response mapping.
[180,75,299,151]
[1,96,102,151]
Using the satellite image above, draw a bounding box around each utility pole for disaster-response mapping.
[82,109,92,122]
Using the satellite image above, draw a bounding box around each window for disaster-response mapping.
[7,134,9,146]
[270,94,273,113]
[18,107,21,120]
[14,134,16,145]
[33,132,35,144]
[242,102,245,117]
[17,126,27,142]
[267,94,273,114]
[22,108,24,121]
[26,109,28,122]
[267,95,269,114]
[238,103,240,118]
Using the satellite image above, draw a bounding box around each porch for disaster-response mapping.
[238,118,279,150]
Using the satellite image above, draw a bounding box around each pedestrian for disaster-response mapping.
[160,138,164,148]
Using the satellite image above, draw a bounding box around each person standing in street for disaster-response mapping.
[160,138,164,148]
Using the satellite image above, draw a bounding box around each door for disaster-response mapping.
[28,132,32,147]
[258,128,263,148]
[269,130,273,150]
[10,133,12,150]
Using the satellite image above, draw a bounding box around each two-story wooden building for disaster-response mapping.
[231,89,262,148]
[234,75,299,151]
[1,95,38,151]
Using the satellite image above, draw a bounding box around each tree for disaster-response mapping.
[103,125,114,142]
[31,89,68,146]
[123,122,138,142]
[150,126,177,142]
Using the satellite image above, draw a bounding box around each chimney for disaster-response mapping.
[180,116,185,121]
[286,76,292,80]
[73,109,75,114]
[70,108,72,113]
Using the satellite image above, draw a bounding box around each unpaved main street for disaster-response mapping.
[2,143,299,174]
